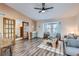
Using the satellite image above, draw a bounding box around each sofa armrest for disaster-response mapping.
[63,40,67,55]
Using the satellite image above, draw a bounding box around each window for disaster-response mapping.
[43,22,60,37]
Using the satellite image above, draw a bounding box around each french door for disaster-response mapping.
[3,17,15,44]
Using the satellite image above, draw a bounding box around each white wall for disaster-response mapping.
[60,16,78,38]
[36,16,78,39]
[0,16,3,38]
[75,14,79,35]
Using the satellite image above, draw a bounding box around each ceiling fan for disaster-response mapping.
[34,3,54,13]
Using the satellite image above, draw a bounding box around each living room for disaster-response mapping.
[0,3,79,56]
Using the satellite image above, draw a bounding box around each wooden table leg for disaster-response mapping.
[0,48,3,56]
[10,46,12,56]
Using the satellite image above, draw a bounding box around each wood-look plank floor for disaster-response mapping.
[12,39,63,56]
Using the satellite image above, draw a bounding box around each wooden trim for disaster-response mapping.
[12,20,15,45]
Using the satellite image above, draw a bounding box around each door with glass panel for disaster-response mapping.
[22,22,29,39]
[3,17,15,44]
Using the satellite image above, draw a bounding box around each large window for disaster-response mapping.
[43,22,61,37]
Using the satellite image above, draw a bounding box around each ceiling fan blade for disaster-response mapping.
[45,7,54,10]
[39,11,42,13]
[42,3,45,8]
[34,8,42,10]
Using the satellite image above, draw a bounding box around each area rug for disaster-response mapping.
[38,43,64,55]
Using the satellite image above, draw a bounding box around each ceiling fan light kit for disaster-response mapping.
[41,10,45,13]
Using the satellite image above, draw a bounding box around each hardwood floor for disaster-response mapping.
[12,39,64,56]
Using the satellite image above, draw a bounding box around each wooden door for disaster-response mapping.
[20,26,23,37]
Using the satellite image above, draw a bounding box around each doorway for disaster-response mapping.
[22,22,29,39]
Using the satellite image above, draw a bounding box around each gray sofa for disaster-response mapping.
[64,39,79,56]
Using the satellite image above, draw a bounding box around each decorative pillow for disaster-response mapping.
[67,34,77,39]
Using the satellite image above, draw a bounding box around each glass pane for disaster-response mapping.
[9,29,11,32]
[9,35,12,40]
[5,25,8,28]
[6,20,8,24]
[12,25,14,28]
[12,21,14,24]
[9,20,12,24]
[6,34,8,38]
[9,34,11,37]
[9,25,12,28]
[12,30,14,32]
[9,30,11,33]
[6,29,8,33]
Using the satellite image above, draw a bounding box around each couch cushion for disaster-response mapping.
[66,47,79,56]
[66,39,79,48]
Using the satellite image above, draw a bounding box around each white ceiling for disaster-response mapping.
[6,3,79,20]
